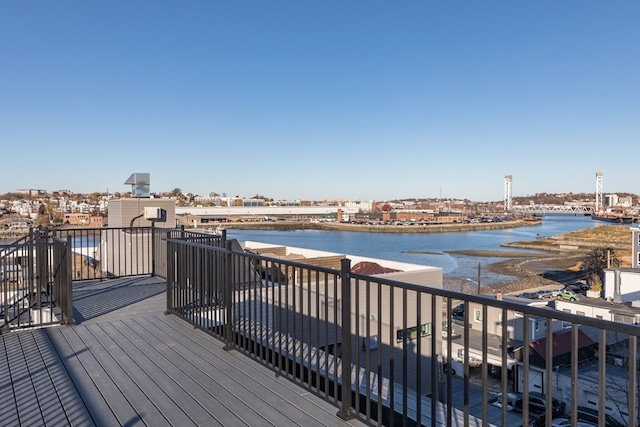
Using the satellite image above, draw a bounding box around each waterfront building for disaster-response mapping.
[2,217,637,426]
[175,205,360,224]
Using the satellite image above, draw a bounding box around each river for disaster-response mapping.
[225,214,599,288]
[0,214,601,288]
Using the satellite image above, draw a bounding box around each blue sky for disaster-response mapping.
[1,1,639,202]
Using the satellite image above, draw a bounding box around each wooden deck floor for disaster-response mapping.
[1,276,366,427]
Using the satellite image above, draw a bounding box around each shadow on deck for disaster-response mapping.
[0,276,366,427]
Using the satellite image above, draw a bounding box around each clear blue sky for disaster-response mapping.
[1,0,639,202]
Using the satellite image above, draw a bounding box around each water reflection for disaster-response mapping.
[227,214,598,288]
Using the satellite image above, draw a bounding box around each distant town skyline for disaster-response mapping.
[1,186,636,205]
[1,1,638,200]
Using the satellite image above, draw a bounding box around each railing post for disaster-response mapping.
[223,239,234,351]
[151,222,156,277]
[165,232,173,315]
[35,228,48,311]
[337,257,355,420]
[63,238,74,325]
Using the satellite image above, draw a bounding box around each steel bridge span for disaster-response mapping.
[512,205,594,214]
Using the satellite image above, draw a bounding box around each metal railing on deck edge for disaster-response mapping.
[1,229,73,332]
[166,231,640,427]
[1,225,171,332]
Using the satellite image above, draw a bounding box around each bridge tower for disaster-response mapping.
[504,174,512,211]
[595,171,603,213]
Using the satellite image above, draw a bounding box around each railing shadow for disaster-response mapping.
[72,276,165,324]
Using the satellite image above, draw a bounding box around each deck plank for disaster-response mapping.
[147,314,347,427]
[29,329,95,427]
[93,320,224,426]
[110,318,242,426]
[15,331,56,427]
[1,332,28,427]
[3,276,367,427]
[72,323,188,426]
[50,326,143,426]
[139,314,321,426]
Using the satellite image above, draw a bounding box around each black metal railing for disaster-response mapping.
[50,226,162,280]
[1,225,169,332]
[1,229,73,331]
[4,226,636,426]
[166,233,640,427]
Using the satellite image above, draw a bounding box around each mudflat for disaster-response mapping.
[450,225,633,294]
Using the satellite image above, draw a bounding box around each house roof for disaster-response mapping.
[351,261,401,275]
[529,329,595,359]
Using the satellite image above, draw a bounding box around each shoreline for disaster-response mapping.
[217,218,540,234]
[222,220,607,295]
[4,221,627,296]
[0,219,539,241]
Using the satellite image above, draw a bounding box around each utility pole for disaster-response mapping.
[477,262,482,294]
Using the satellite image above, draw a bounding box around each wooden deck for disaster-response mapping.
[1,276,366,427]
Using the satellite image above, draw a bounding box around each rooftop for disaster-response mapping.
[1,275,367,427]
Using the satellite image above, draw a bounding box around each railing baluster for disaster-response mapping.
[4,227,635,426]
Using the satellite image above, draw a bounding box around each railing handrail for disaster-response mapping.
[165,234,639,427]
[1,230,73,332]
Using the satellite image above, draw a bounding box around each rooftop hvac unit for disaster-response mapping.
[144,207,166,221]
[124,173,150,198]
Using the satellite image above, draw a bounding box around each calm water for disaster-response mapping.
[0,215,607,288]
[226,214,601,288]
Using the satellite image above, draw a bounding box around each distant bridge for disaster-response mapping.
[512,205,594,214]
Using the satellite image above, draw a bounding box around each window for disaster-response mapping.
[474,309,482,322]
[396,323,432,343]
[577,311,585,316]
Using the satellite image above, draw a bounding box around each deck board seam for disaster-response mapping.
[1,333,22,427]
[130,316,273,426]
[138,315,308,426]
[31,328,77,426]
[52,326,141,426]
[147,314,345,427]
[96,319,219,426]
[77,323,176,426]
[87,321,197,426]
[17,331,46,426]
[116,317,238,426]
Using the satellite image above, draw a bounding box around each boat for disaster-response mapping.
[522,213,543,222]
[591,214,633,224]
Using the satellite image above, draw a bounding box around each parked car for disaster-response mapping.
[575,406,626,427]
[525,391,566,418]
[536,289,555,299]
[557,290,580,301]
[551,418,597,427]
[490,391,565,418]
[491,392,545,426]
[489,392,520,410]
[452,303,465,317]
[520,291,539,299]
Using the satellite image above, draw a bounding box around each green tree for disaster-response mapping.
[580,248,620,273]
[36,203,50,227]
